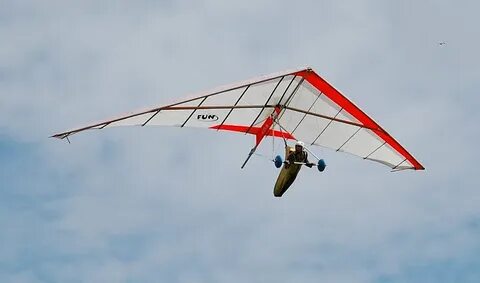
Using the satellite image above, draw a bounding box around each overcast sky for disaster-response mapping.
[1,1,479,282]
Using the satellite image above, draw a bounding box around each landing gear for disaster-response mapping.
[273,153,326,172]
[274,155,283,168]
[317,159,326,172]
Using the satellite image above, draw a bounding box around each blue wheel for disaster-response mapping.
[317,159,326,172]
[274,155,283,168]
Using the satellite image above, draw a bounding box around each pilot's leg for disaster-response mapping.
[274,172,298,197]
[273,175,287,197]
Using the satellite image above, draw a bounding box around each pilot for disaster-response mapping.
[285,141,314,169]
[274,140,314,197]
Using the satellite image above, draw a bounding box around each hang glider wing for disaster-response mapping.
[52,67,424,171]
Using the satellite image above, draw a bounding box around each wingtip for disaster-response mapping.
[50,133,68,141]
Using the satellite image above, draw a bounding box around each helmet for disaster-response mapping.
[295,140,305,147]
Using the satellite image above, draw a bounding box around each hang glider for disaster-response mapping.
[52,67,424,171]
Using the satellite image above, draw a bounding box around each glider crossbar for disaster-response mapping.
[52,104,375,139]
[282,106,375,130]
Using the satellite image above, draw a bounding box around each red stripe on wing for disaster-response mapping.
[295,69,424,170]
[210,124,296,142]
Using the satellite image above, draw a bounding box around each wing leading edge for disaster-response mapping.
[52,67,424,171]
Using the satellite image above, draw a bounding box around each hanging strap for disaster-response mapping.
[272,116,290,147]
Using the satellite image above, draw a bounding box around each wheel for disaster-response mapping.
[317,159,326,172]
[274,155,283,168]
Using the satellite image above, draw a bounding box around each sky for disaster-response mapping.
[1,0,479,282]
